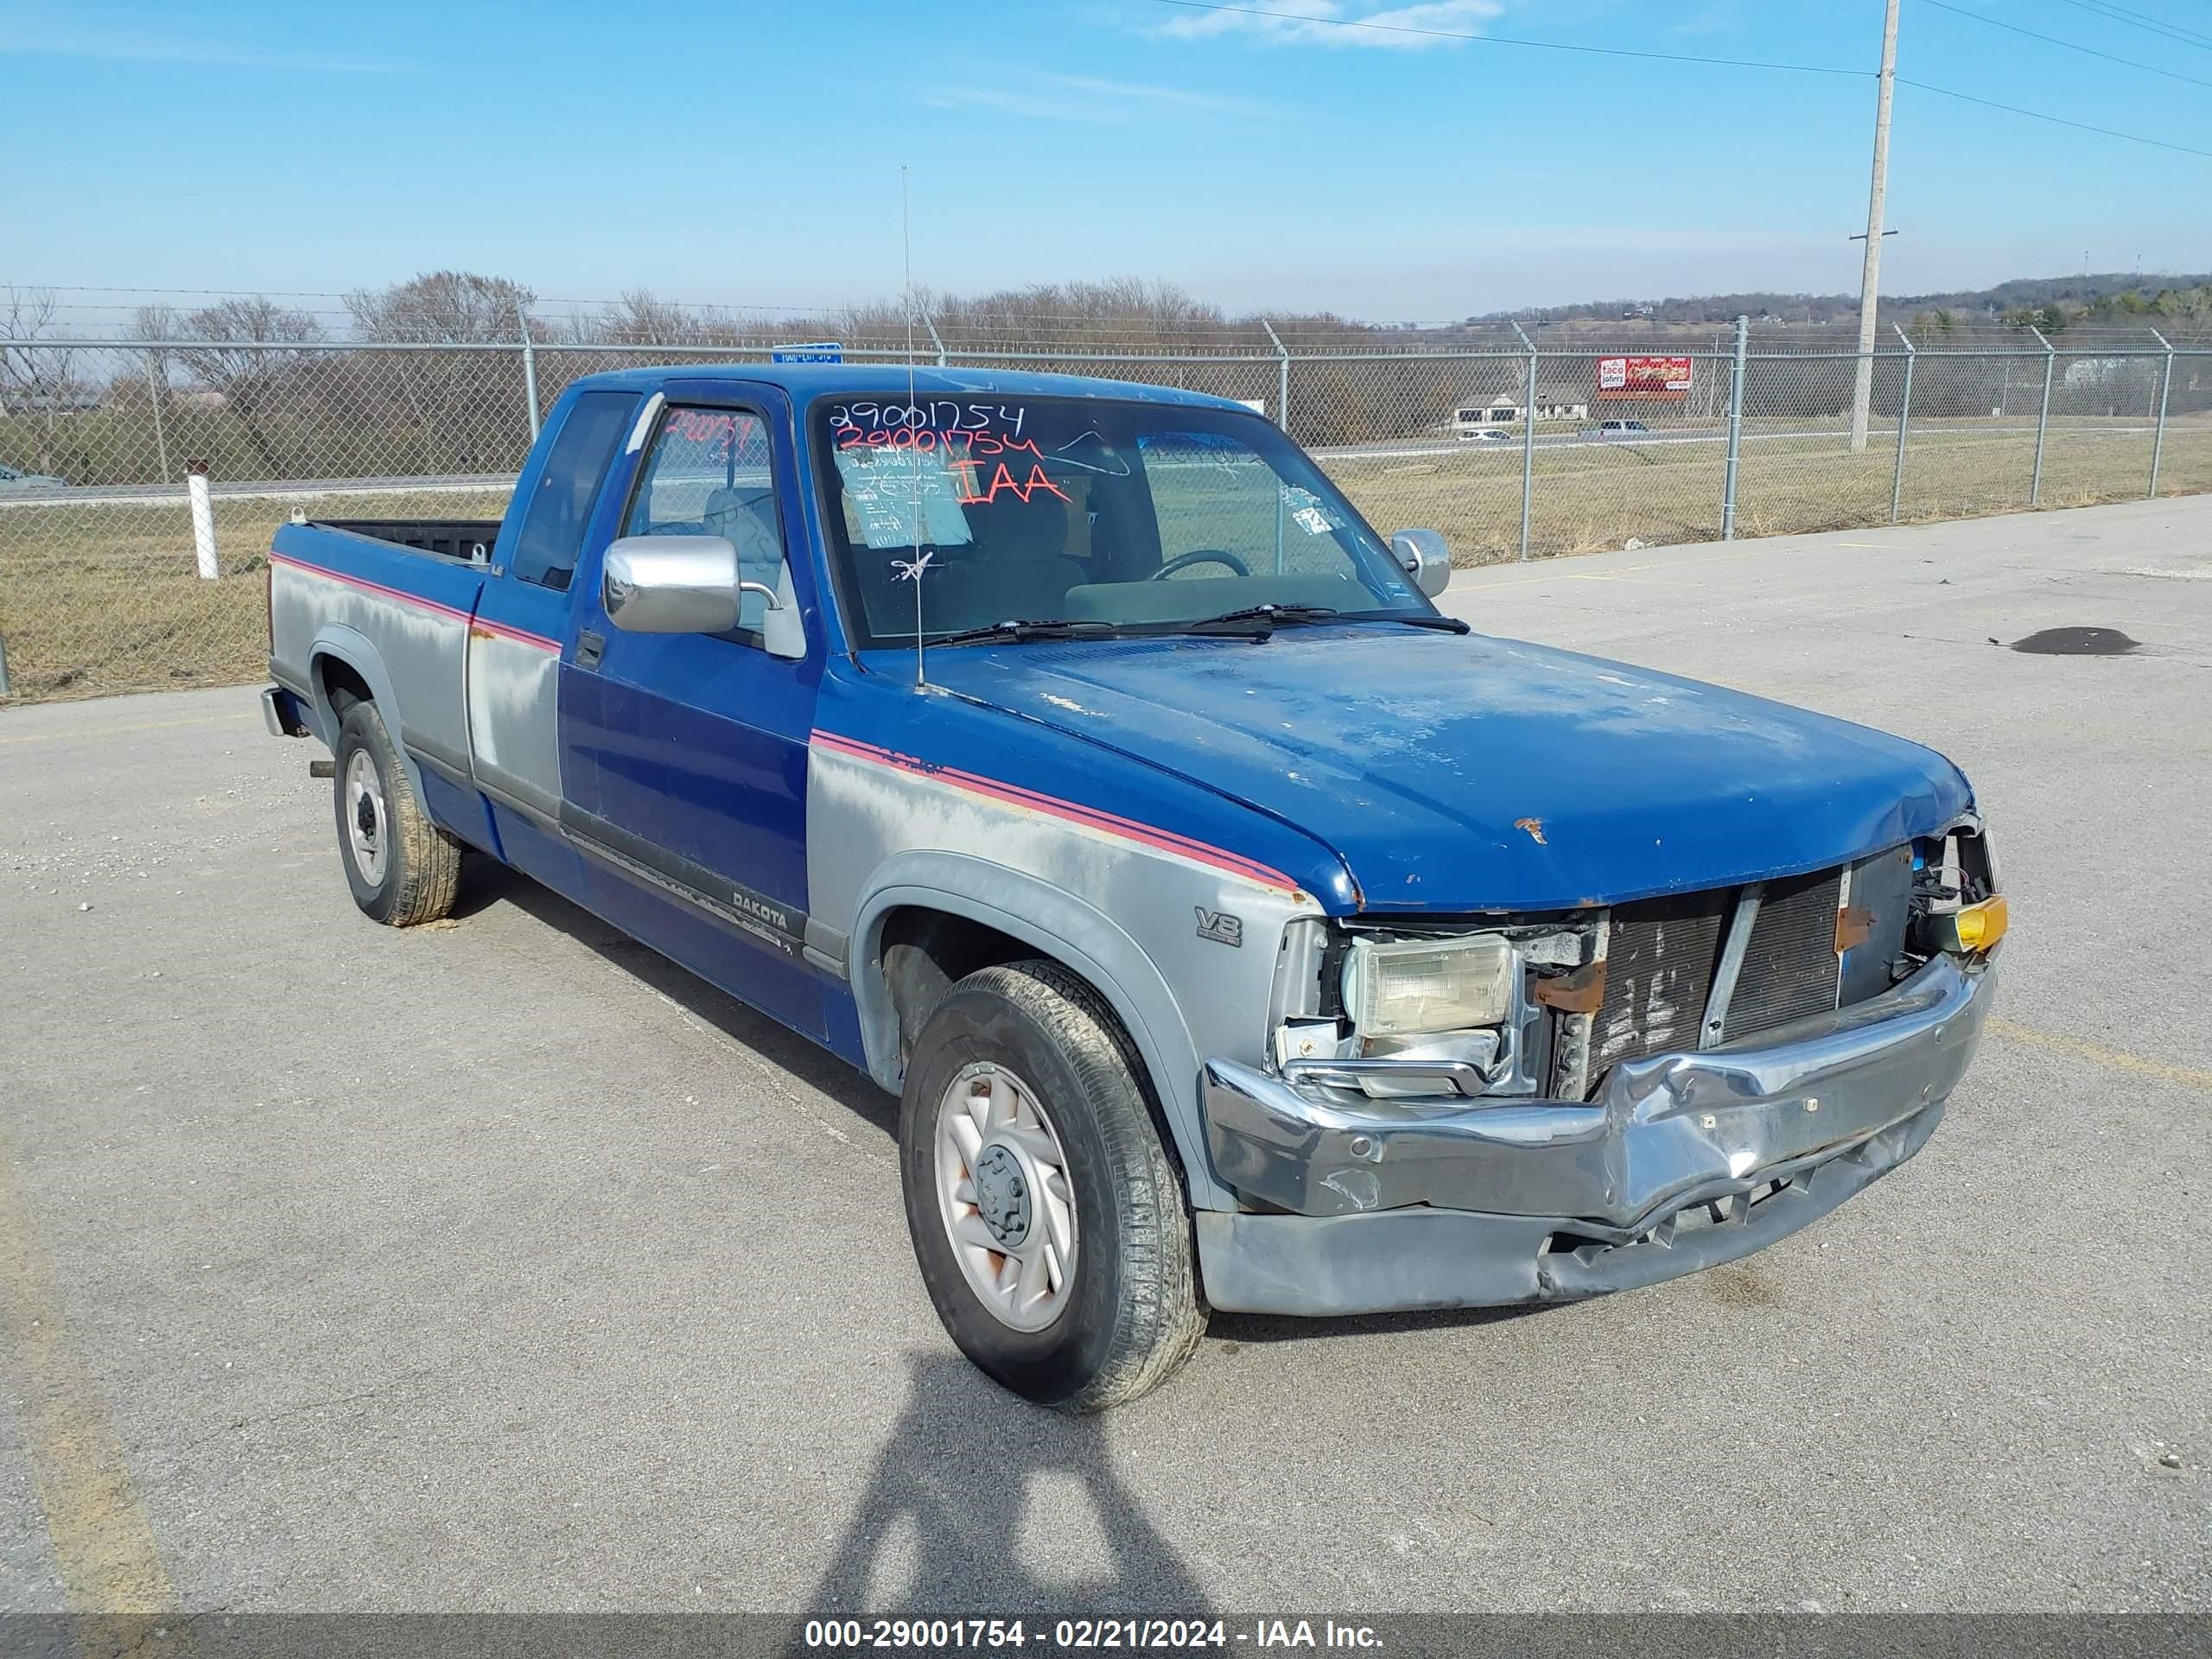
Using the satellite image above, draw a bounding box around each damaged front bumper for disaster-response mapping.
[1196,953,1992,1316]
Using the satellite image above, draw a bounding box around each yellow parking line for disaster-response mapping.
[1986,1017,2212,1091]
[1462,546,1780,590]
[0,1135,182,1621]
[0,711,254,747]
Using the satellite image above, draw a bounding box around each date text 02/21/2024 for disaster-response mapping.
[800,1618,1382,1649]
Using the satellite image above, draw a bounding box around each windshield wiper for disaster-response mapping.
[1338,609,1471,634]
[1179,603,1471,638]
[1179,603,1342,636]
[931,618,1119,648]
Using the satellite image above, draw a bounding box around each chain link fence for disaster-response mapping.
[3,324,2207,702]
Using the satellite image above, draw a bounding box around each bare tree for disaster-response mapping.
[124,302,181,412]
[168,297,327,473]
[345,270,537,343]
[0,286,82,474]
[340,271,543,470]
[597,289,751,347]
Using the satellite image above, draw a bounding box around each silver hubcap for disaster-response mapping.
[934,1062,1078,1332]
[344,749,389,887]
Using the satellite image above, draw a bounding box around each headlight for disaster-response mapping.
[1341,933,1515,1038]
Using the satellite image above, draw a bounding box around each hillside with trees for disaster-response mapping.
[1478,271,2212,330]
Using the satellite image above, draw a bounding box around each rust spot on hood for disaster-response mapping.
[1514,817,1548,846]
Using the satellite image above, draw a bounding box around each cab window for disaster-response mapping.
[509,391,634,590]
[626,406,784,634]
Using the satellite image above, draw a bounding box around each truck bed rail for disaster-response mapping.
[311,518,503,563]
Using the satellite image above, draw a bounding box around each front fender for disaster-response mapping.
[849,850,1233,1211]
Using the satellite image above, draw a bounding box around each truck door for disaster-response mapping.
[558,390,827,1039]
[467,388,638,822]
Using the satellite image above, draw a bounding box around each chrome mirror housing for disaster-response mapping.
[603,535,785,637]
[1390,528,1452,598]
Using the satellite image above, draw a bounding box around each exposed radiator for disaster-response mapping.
[1587,866,1851,1084]
[1727,867,1847,1041]
[1590,891,1730,1072]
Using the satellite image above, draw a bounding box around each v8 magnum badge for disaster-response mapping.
[1194,907,1243,948]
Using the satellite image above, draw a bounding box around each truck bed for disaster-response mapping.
[308,518,504,563]
[268,518,498,787]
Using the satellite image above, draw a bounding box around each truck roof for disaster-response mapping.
[563,360,1255,411]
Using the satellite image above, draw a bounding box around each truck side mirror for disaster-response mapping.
[1390,528,1452,598]
[603,535,804,659]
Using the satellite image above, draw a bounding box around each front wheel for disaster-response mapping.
[899,961,1206,1412]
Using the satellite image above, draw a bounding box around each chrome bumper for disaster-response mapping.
[1204,952,1990,1233]
[261,683,311,739]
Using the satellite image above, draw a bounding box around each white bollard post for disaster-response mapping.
[187,460,219,580]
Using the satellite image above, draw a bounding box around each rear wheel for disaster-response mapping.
[899,961,1206,1412]
[333,700,461,926]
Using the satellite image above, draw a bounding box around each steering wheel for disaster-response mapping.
[1150,549,1250,580]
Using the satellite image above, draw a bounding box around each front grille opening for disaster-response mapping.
[1728,867,1846,1040]
[1580,862,1870,1098]
[1589,891,1730,1073]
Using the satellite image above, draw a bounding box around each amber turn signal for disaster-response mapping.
[1932,894,2008,954]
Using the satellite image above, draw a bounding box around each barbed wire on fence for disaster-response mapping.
[1,323,2206,703]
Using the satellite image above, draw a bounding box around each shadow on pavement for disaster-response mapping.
[800,1352,1208,1618]
[454,853,899,1144]
[1210,1300,1543,1345]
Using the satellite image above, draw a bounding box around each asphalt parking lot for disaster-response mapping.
[3,496,2208,1619]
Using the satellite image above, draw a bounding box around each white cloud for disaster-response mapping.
[1,23,410,73]
[926,71,1274,124]
[1150,1,1504,51]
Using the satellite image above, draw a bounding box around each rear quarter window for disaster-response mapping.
[509,391,636,590]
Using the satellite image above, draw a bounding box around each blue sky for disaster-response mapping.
[5,0,2208,321]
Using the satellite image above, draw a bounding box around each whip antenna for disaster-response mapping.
[897,162,932,689]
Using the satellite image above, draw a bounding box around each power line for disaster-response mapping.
[1920,0,2212,88]
[2049,0,2212,54]
[1901,77,2212,158]
[1135,0,1866,75]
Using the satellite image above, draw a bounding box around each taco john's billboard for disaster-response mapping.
[1596,354,1694,401]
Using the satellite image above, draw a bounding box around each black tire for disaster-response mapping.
[899,960,1207,1412]
[332,700,461,926]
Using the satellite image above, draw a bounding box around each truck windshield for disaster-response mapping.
[810,393,1434,648]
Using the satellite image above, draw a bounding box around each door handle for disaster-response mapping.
[575,630,605,670]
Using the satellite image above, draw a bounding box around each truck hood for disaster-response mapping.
[920,628,1973,912]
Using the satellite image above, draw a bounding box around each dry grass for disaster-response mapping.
[0,488,510,702]
[2,419,2207,703]
[1325,416,2212,565]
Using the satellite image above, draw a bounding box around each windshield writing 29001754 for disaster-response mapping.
[828,403,1070,506]
[829,401,1027,439]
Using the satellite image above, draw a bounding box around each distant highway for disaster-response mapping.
[0,422,2165,509]
[0,473,518,511]
[1311,421,2156,463]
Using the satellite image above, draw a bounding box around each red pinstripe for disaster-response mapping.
[468,618,562,652]
[270,551,560,652]
[811,729,1295,892]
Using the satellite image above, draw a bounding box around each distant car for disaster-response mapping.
[1590,419,1650,439]
[0,462,67,489]
[1456,429,1514,444]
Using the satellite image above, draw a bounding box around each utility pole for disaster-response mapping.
[1848,0,1900,454]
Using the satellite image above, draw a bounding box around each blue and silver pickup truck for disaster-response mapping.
[264,365,2003,1410]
